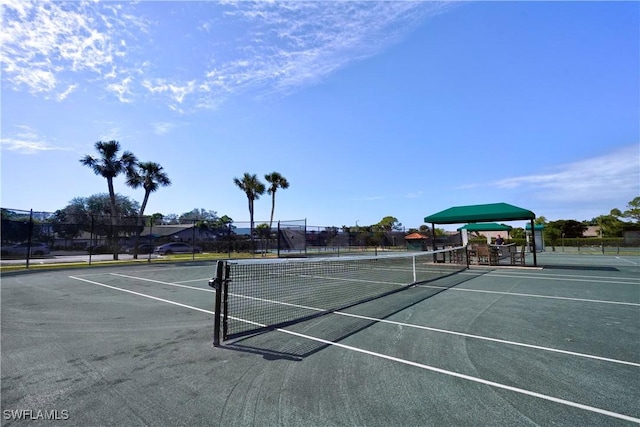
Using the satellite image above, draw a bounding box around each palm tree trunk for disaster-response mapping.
[270,192,276,230]
[248,198,254,237]
[107,177,119,260]
[132,191,151,259]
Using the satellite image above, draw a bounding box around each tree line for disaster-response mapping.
[73,140,291,259]
[533,197,640,247]
[404,197,640,243]
[3,139,638,256]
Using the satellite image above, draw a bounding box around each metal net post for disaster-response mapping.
[209,261,225,346]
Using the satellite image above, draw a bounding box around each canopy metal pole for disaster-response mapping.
[431,223,437,263]
[530,219,538,267]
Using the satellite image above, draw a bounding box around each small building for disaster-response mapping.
[583,226,601,237]
[525,223,545,252]
[405,232,429,251]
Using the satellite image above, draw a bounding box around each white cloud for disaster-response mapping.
[0,125,68,154]
[106,76,134,103]
[1,1,455,110]
[406,191,424,199]
[487,144,640,203]
[354,196,384,201]
[1,0,146,97]
[153,122,175,136]
[95,123,122,141]
[11,68,57,93]
[56,84,78,101]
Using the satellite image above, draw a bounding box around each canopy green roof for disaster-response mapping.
[525,224,545,230]
[457,223,513,232]
[424,203,535,225]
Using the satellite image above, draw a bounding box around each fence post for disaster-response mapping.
[89,215,94,265]
[277,221,281,258]
[148,217,153,263]
[192,219,196,260]
[25,209,33,269]
[228,223,232,259]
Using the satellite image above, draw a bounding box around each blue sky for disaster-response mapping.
[1,1,638,230]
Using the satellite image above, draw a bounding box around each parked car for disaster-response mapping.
[1,242,51,256]
[87,245,112,254]
[127,244,156,254]
[154,242,201,255]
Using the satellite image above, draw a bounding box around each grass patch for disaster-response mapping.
[0,251,278,274]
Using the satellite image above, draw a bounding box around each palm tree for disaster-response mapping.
[80,141,137,260]
[126,161,171,258]
[264,172,289,230]
[233,173,266,237]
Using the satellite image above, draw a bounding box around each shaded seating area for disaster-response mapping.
[459,222,515,265]
[468,243,515,265]
[424,202,538,267]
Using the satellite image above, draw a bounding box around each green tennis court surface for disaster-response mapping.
[2,251,638,426]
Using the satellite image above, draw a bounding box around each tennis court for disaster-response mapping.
[1,250,638,426]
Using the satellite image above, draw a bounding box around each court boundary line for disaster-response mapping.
[224,291,639,367]
[615,256,639,265]
[278,328,640,424]
[110,273,216,293]
[463,271,640,285]
[69,276,215,315]
[332,310,640,367]
[66,275,640,424]
[82,274,639,367]
[417,284,640,307]
[68,261,638,284]
[112,272,639,307]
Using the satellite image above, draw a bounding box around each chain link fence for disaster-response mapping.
[0,208,311,263]
[8,207,634,268]
[1,208,425,266]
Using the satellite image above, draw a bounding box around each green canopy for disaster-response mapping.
[424,203,535,225]
[525,224,544,230]
[424,202,537,266]
[457,223,513,232]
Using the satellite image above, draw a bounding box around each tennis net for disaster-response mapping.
[211,246,468,342]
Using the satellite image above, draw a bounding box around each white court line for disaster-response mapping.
[333,311,640,367]
[110,273,216,293]
[225,292,639,367]
[68,276,215,315]
[463,271,640,285]
[417,285,640,307]
[66,275,640,424]
[110,273,330,312]
[279,329,640,425]
[616,256,639,266]
[175,278,210,284]
[108,273,639,366]
[71,264,217,278]
[174,271,640,285]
